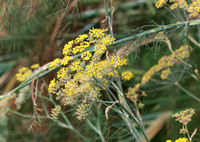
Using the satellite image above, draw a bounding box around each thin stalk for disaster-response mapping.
[118,101,149,142]
[7,108,71,129]
[37,91,89,142]
[97,103,105,142]
[121,115,142,142]
[101,99,146,141]
[185,124,192,142]
[86,119,105,142]
[110,19,200,47]
[93,77,118,101]
[163,5,179,21]
[94,76,145,141]
[175,82,200,102]
[70,127,89,142]
[115,73,146,133]
[188,34,200,49]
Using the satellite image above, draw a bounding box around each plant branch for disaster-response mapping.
[1,19,200,101]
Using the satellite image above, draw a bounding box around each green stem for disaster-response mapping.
[111,82,149,142]
[1,19,200,101]
[38,92,89,142]
[175,82,200,102]
[86,119,104,142]
[110,19,200,47]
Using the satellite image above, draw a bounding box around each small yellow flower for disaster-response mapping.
[81,51,92,61]
[108,69,118,77]
[121,71,134,81]
[166,137,189,142]
[110,56,127,69]
[57,68,69,80]
[75,34,88,44]
[16,67,32,82]
[175,137,189,142]
[161,68,171,80]
[155,0,168,8]
[63,40,73,55]
[48,78,56,94]
[50,58,61,69]
[188,1,200,18]
[70,61,82,72]
[51,105,61,119]
[30,63,40,69]
[89,28,107,38]
[61,56,70,66]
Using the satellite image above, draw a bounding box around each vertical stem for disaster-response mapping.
[60,112,89,142]
[111,82,149,142]
[185,124,191,142]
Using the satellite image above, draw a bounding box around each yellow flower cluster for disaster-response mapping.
[110,56,127,69]
[188,0,200,18]
[16,67,32,82]
[70,61,82,72]
[63,40,73,55]
[16,63,40,82]
[89,28,107,38]
[61,56,70,66]
[30,63,40,69]
[166,137,189,142]
[169,0,188,10]
[121,71,134,81]
[86,56,127,79]
[142,45,191,85]
[155,0,168,8]
[127,45,191,101]
[81,51,92,61]
[75,34,88,43]
[161,68,171,80]
[172,108,195,135]
[172,108,195,125]
[75,103,90,120]
[50,58,61,70]
[48,78,57,94]
[107,69,118,77]
[155,0,200,18]
[126,86,146,106]
[126,87,139,103]
[50,105,61,119]
[48,28,127,120]
[57,68,69,81]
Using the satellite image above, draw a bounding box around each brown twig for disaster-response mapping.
[31,76,37,107]
[49,0,79,47]
[27,0,37,20]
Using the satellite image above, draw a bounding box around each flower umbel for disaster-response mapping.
[48,28,127,120]
[126,45,191,102]
[172,108,195,125]
[16,67,32,82]
[166,137,189,142]
[121,71,134,81]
